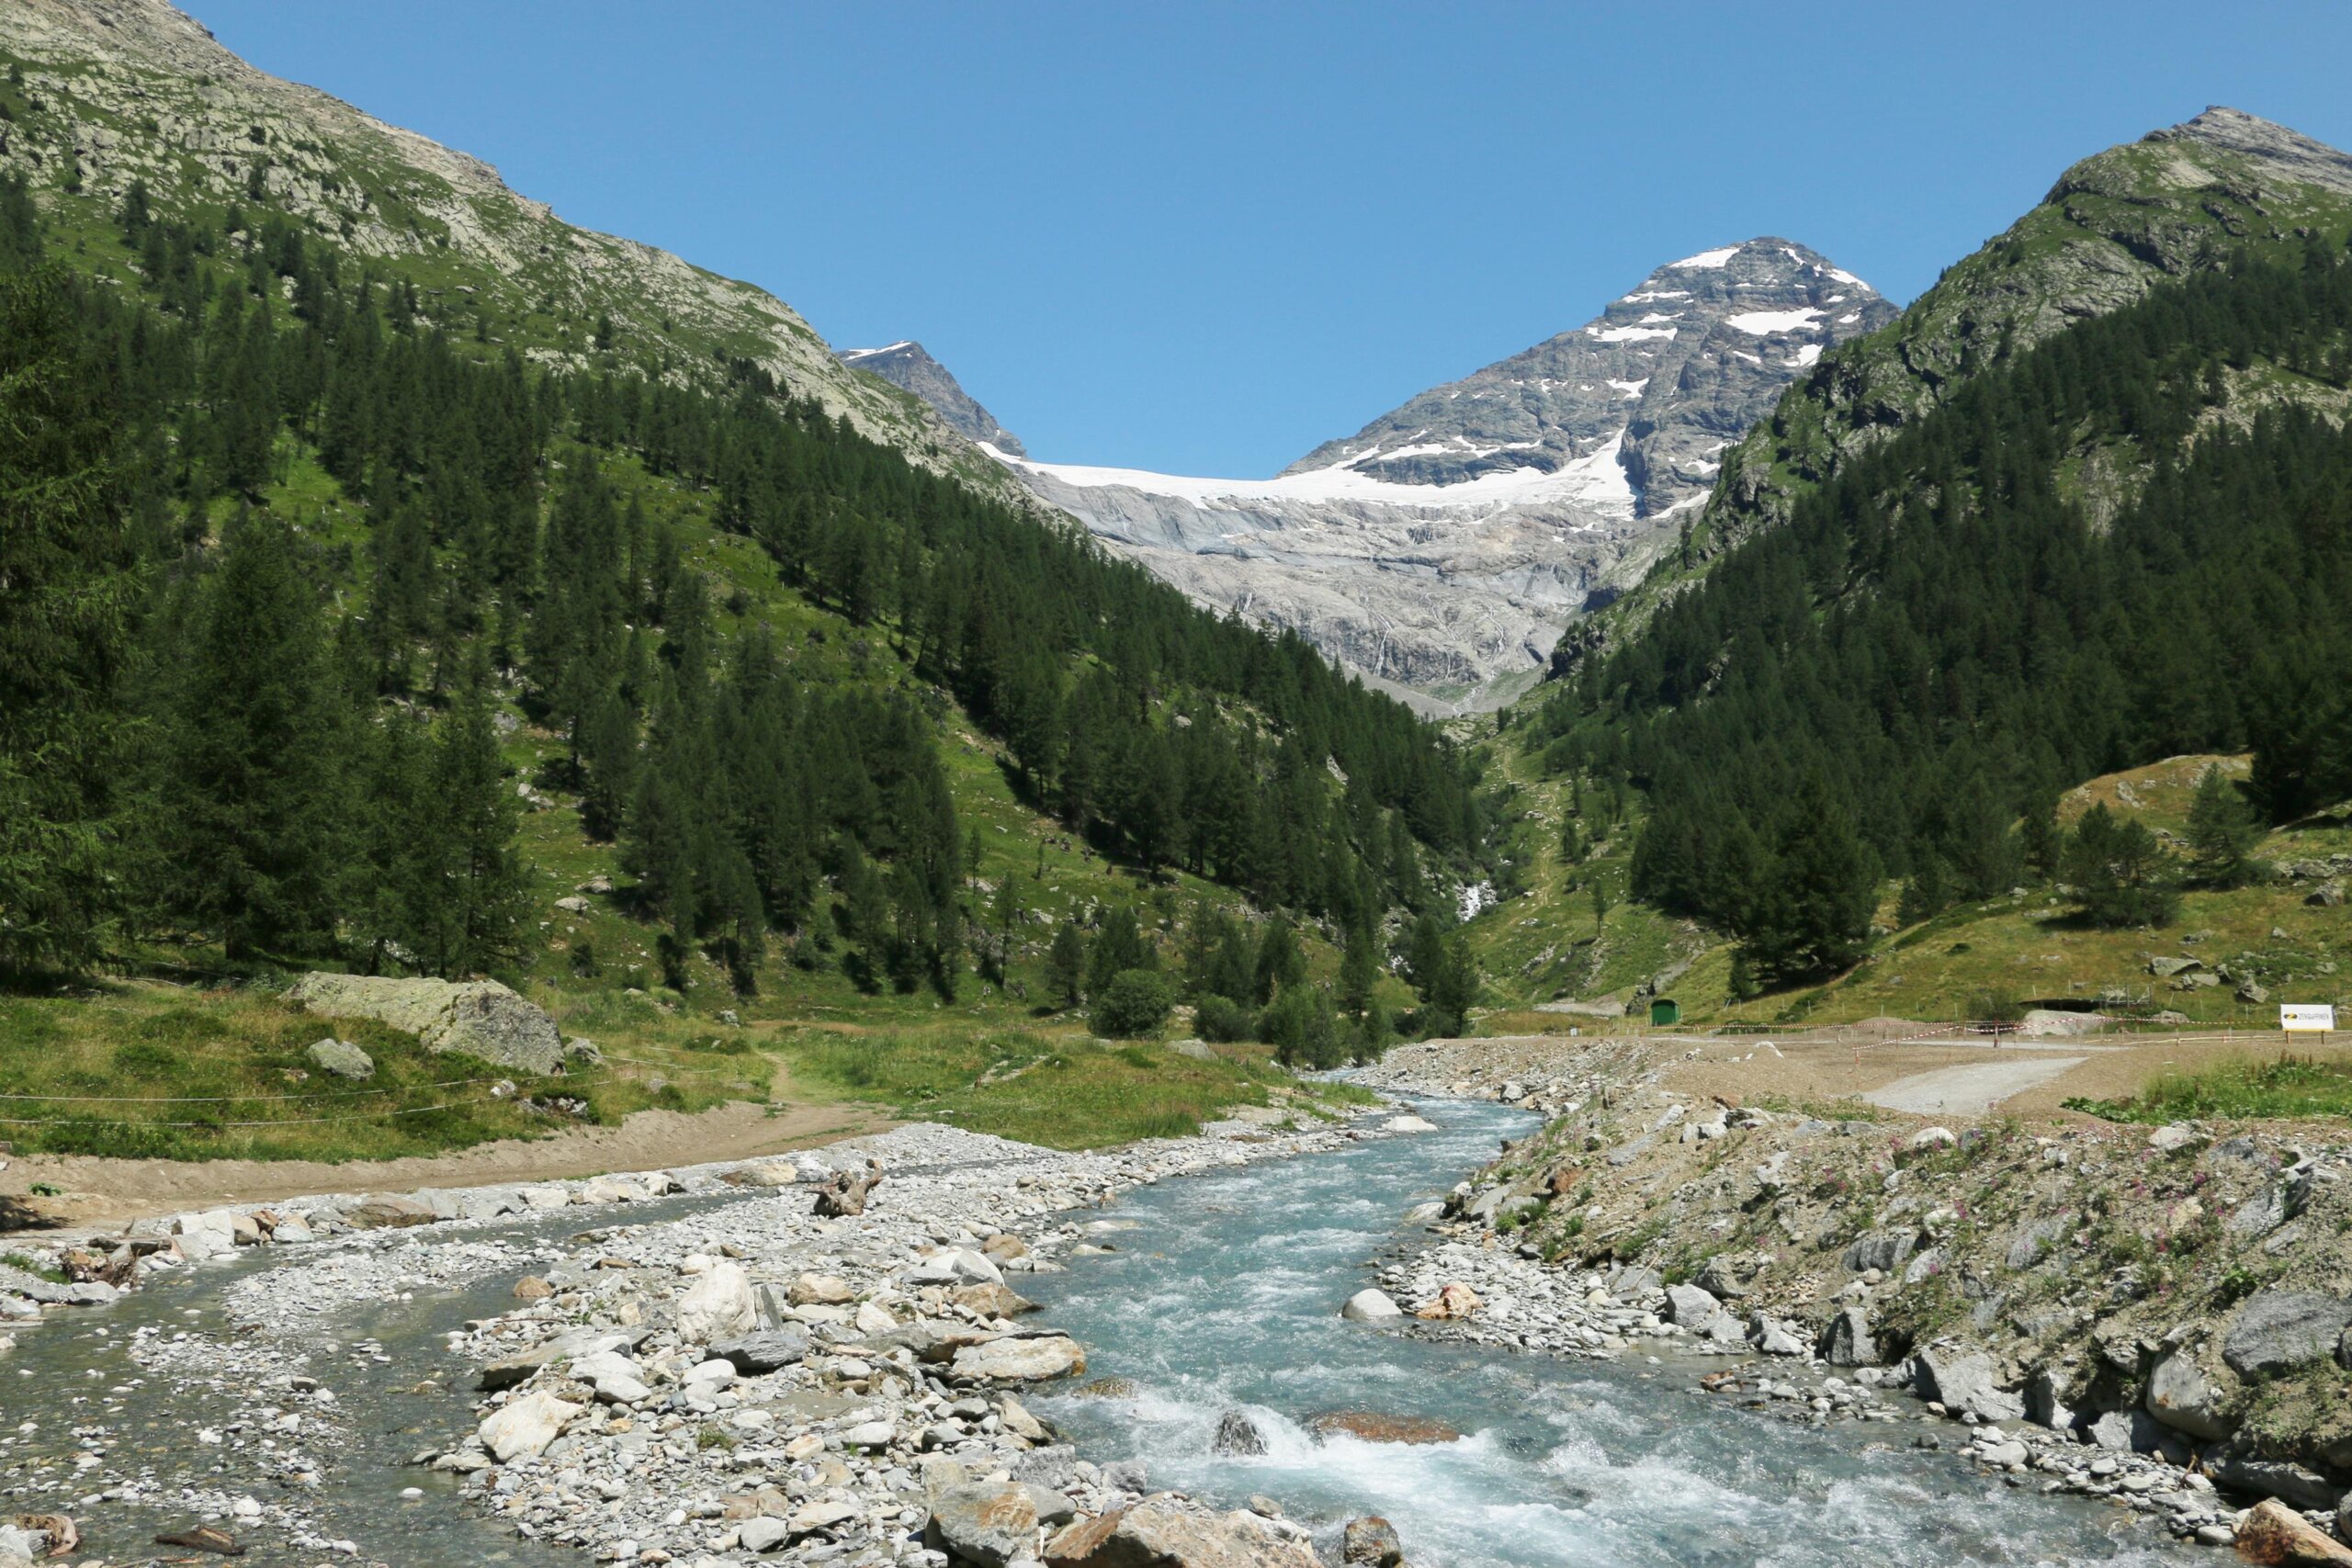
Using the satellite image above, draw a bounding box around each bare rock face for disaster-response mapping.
[840,341,1025,456]
[287,973,565,1076]
[990,240,1886,701]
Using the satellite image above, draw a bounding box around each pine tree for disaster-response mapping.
[2185,766,2262,888]
[1044,916,1087,1010]
[1745,778,1877,980]
[409,669,531,977]
[1251,915,1306,1005]
[1897,853,1951,927]
[2064,804,2179,928]
[1424,935,1479,1038]
[1085,905,1151,997]
[156,515,348,961]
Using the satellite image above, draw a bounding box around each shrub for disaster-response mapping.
[1193,994,1253,1043]
[1091,970,1174,1040]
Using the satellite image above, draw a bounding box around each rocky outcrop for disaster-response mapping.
[286,973,569,1075]
[839,341,1025,456]
[998,240,1886,699]
[1288,238,1894,515]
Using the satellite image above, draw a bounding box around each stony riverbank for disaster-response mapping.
[0,1107,1412,1568]
[1352,1036,2352,1558]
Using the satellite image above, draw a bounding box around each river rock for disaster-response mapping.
[304,1036,374,1079]
[737,1517,792,1552]
[1341,1289,1404,1324]
[675,1260,756,1343]
[1213,1410,1268,1456]
[2222,1291,2352,1378]
[1749,1313,1806,1357]
[950,1335,1087,1383]
[2143,1350,2234,1440]
[478,1390,582,1462]
[925,1479,1041,1568]
[1415,1283,1480,1320]
[907,1247,1005,1287]
[1664,1284,1723,1329]
[1046,1500,1318,1567]
[1385,1115,1438,1134]
[1311,1411,1462,1445]
[1342,1515,1405,1567]
[789,1272,854,1305]
[287,972,567,1075]
[2234,1498,2352,1565]
[711,1327,810,1374]
[1912,1348,2023,1422]
[1818,1306,1877,1366]
[954,1282,1038,1318]
[2205,1435,2342,1513]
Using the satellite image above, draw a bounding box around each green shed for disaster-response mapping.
[1649,998,1680,1027]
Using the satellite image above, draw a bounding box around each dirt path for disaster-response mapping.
[0,1098,897,1233]
[1860,1056,2088,1115]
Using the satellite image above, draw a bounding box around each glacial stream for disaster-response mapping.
[0,1099,2208,1566]
[1023,1096,2202,1568]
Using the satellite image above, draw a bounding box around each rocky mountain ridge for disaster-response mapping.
[839,339,1026,456]
[987,240,1889,704]
[1287,237,1894,517]
[0,0,1026,503]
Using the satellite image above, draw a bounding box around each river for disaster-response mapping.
[1023,1095,2202,1568]
[0,1099,2206,1566]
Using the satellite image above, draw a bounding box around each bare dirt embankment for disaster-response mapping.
[1361,1027,2352,1544]
[0,1100,894,1232]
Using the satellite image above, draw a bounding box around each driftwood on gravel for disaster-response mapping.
[813,1159,883,1217]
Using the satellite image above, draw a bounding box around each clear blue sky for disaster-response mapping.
[194,1,2352,477]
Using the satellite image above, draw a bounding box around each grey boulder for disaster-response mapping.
[288,972,567,1076]
[304,1036,374,1079]
[2221,1290,2352,1378]
[1912,1348,2024,1423]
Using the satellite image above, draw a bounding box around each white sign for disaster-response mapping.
[2281,1004,2336,1033]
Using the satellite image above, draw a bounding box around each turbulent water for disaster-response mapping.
[0,1100,2207,1566]
[1025,1097,2201,1568]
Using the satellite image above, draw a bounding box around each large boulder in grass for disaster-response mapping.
[288,973,567,1076]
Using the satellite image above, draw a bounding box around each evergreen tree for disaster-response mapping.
[1044,916,1087,1010]
[2063,804,2179,929]
[1251,915,1306,1006]
[1744,779,1877,981]
[407,670,531,977]
[1422,935,1479,1038]
[154,516,348,961]
[2185,765,2262,888]
[1085,904,1151,997]
[1897,853,1951,927]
